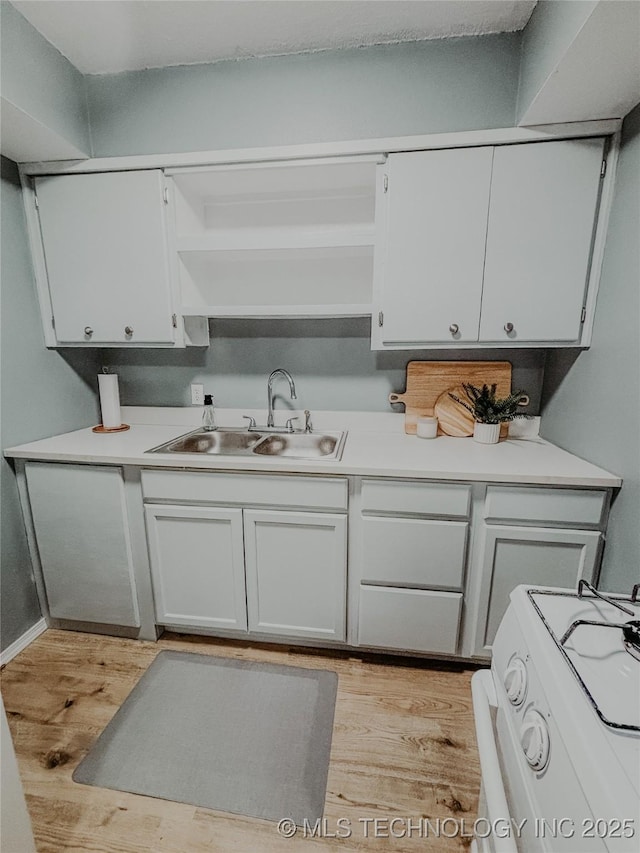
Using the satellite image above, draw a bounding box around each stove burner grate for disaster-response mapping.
[560,617,640,661]
[528,585,640,733]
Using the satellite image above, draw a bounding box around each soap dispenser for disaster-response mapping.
[202,394,217,431]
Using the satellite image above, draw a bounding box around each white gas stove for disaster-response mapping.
[472,581,640,853]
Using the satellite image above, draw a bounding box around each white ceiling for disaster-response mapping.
[11,0,537,75]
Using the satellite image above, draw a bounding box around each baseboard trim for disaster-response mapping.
[0,618,47,666]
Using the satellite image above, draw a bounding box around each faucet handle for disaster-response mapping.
[284,417,299,433]
[304,410,312,433]
[242,415,257,430]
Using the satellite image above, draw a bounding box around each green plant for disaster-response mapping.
[449,383,531,425]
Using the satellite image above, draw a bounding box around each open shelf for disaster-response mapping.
[178,246,374,316]
[168,157,379,319]
[180,304,372,319]
[175,225,375,253]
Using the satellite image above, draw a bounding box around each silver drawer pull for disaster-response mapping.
[504,322,514,334]
[124,326,134,336]
[449,324,459,335]
[84,326,93,336]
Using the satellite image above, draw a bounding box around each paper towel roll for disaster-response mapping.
[98,374,121,429]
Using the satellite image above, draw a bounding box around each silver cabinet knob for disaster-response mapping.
[449,324,459,336]
[84,326,93,337]
[124,326,134,336]
[504,322,515,334]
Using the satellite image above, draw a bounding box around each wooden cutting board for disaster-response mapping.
[434,384,476,437]
[389,361,512,435]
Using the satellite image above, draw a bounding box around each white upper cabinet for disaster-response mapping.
[479,138,606,343]
[372,137,607,349]
[33,170,178,346]
[23,133,610,347]
[167,157,379,319]
[372,147,493,346]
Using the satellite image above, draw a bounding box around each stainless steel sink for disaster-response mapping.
[147,428,265,456]
[147,428,346,461]
[252,432,344,459]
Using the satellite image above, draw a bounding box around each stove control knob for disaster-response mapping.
[504,657,528,706]
[520,709,550,772]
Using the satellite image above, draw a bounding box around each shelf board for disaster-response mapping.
[180,304,373,319]
[175,227,375,253]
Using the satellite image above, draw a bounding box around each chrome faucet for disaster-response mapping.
[267,368,297,428]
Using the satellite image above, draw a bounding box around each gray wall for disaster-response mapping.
[516,0,597,122]
[0,1,90,155]
[541,104,640,592]
[0,157,100,652]
[86,34,520,156]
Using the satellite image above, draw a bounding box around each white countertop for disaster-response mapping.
[3,407,621,488]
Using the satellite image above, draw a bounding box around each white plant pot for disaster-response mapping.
[473,422,500,444]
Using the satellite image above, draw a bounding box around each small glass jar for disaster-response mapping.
[416,416,438,439]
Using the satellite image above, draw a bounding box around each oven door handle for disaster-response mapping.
[471,670,518,853]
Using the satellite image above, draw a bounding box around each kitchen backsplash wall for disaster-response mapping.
[98,319,544,414]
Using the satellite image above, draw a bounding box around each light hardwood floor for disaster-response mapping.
[2,630,482,852]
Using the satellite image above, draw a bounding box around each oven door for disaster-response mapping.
[472,670,521,853]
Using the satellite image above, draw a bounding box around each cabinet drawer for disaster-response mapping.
[141,469,348,511]
[484,486,607,527]
[361,517,467,589]
[361,479,471,517]
[358,587,462,654]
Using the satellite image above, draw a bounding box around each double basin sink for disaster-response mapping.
[148,427,346,461]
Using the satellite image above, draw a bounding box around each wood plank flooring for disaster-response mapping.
[2,630,482,852]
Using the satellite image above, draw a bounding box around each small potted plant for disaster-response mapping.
[449,383,530,444]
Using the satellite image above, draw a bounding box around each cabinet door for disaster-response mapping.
[243,510,347,641]
[25,462,140,627]
[145,505,246,631]
[373,147,493,346]
[35,170,175,344]
[473,524,601,656]
[479,138,605,343]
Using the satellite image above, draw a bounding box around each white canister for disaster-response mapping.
[416,416,438,439]
[98,373,122,429]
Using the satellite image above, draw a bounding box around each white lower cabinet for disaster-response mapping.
[356,478,471,655]
[472,524,602,657]
[25,462,140,627]
[145,505,247,631]
[469,484,608,657]
[19,461,612,660]
[243,510,347,641]
[141,471,348,643]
